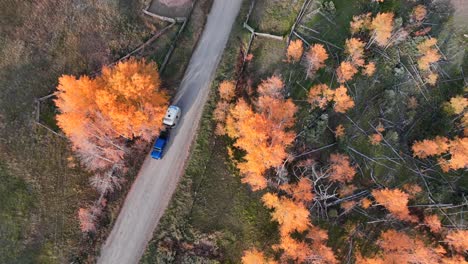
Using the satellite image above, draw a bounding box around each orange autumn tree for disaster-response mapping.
[363,62,376,76]
[350,13,372,34]
[369,133,383,145]
[55,58,168,171]
[417,38,440,71]
[226,76,297,190]
[449,96,468,115]
[339,37,376,81]
[274,226,337,264]
[350,12,394,47]
[412,136,449,158]
[308,83,335,109]
[424,214,442,233]
[335,124,346,138]
[328,153,357,183]
[448,95,468,136]
[445,230,468,254]
[337,61,359,83]
[372,188,417,222]
[305,43,329,78]
[370,12,394,47]
[416,38,441,85]
[412,5,427,22]
[412,136,468,171]
[218,80,236,101]
[97,58,168,141]
[369,121,385,145]
[345,38,366,67]
[262,192,310,235]
[333,85,355,113]
[342,38,376,80]
[286,39,304,63]
[357,230,443,263]
[280,177,314,203]
[261,192,337,263]
[308,84,355,113]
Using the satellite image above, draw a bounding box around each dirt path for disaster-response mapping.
[97,0,242,263]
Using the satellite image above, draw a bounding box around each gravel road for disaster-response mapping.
[97,0,242,263]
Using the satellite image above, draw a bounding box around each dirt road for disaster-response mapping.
[97,0,242,263]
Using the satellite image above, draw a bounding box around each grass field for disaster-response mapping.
[249,0,305,35]
[0,161,36,263]
[0,0,213,262]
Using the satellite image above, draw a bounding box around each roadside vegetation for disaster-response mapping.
[141,2,278,263]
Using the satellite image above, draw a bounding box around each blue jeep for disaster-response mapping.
[151,131,169,160]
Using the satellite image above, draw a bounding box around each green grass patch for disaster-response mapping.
[250,0,305,35]
[247,38,287,79]
[0,162,36,263]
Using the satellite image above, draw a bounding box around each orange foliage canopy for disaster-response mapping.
[424,214,442,233]
[274,227,337,264]
[413,5,427,22]
[412,136,468,171]
[449,96,468,114]
[363,62,376,76]
[97,59,168,140]
[213,80,236,135]
[337,61,358,83]
[445,230,468,254]
[242,249,277,264]
[280,178,314,204]
[402,183,422,198]
[358,230,443,264]
[335,124,345,138]
[345,38,366,67]
[227,76,296,190]
[308,84,335,109]
[55,58,168,171]
[369,133,383,145]
[417,38,441,71]
[328,153,356,183]
[371,13,394,46]
[262,193,310,236]
[306,44,329,78]
[350,13,372,34]
[308,84,355,113]
[361,198,372,209]
[218,80,236,101]
[286,39,304,63]
[372,188,417,222]
[333,85,355,113]
[412,136,449,158]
